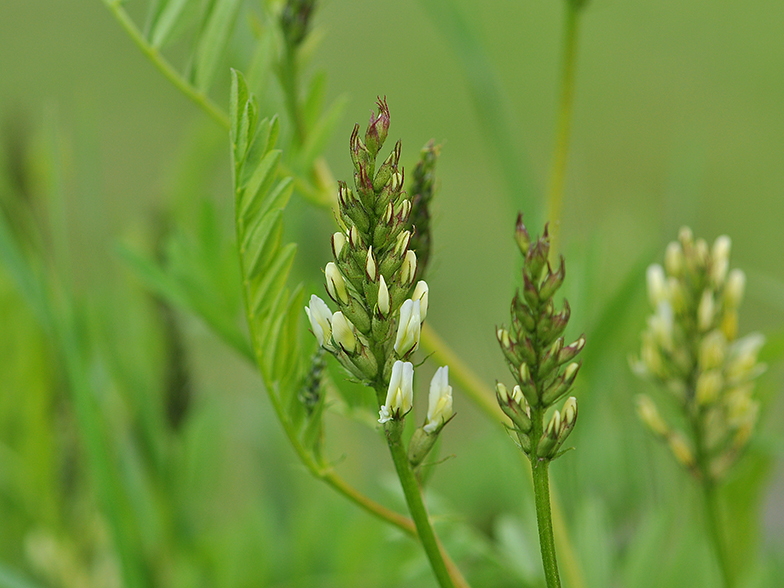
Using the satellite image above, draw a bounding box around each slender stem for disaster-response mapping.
[100,0,231,131]
[279,45,306,144]
[702,480,734,588]
[545,2,582,254]
[691,406,734,588]
[531,456,562,588]
[385,420,456,588]
[420,322,585,588]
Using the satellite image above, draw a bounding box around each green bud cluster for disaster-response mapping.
[306,99,429,401]
[633,227,764,482]
[280,0,316,47]
[406,140,440,280]
[496,215,584,460]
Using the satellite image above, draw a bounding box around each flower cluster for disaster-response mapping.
[632,227,764,481]
[305,99,453,445]
[495,215,583,460]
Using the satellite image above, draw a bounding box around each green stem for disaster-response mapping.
[420,322,586,588]
[279,45,306,144]
[545,2,582,254]
[385,420,456,588]
[531,455,562,588]
[100,0,230,131]
[691,406,734,588]
[702,480,734,588]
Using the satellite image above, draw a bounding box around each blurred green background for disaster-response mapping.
[1,0,783,586]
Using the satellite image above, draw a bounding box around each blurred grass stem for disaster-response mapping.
[545,2,582,255]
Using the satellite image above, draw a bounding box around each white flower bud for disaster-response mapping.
[331,232,347,259]
[710,235,731,285]
[697,290,715,332]
[646,264,667,307]
[668,433,695,469]
[635,395,668,436]
[325,262,349,304]
[726,333,765,383]
[377,275,390,316]
[665,241,684,277]
[699,330,726,371]
[412,280,429,321]
[394,299,421,356]
[562,397,577,426]
[648,301,674,351]
[512,385,525,405]
[394,230,411,256]
[331,311,356,353]
[365,246,377,282]
[678,226,694,248]
[695,370,723,405]
[399,250,417,285]
[424,366,454,433]
[305,295,333,349]
[379,360,414,423]
[724,269,746,308]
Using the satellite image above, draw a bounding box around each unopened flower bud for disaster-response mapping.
[399,250,417,285]
[365,247,377,282]
[699,330,727,371]
[331,311,356,354]
[668,433,696,469]
[696,370,723,405]
[332,232,347,259]
[726,333,765,383]
[665,241,684,277]
[378,360,413,423]
[697,290,715,332]
[364,97,390,157]
[635,394,668,436]
[349,225,362,248]
[377,275,390,316]
[394,230,412,256]
[424,366,454,433]
[646,264,667,307]
[515,212,531,255]
[325,262,349,304]
[412,281,429,321]
[694,239,709,267]
[394,299,421,356]
[678,226,694,249]
[724,269,745,308]
[711,235,731,285]
[305,295,333,349]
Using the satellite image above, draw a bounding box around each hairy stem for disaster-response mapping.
[385,419,457,588]
[545,2,582,254]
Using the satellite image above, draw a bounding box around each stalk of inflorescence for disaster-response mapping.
[305,99,460,588]
[495,216,584,588]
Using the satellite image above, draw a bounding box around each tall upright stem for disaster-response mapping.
[384,420,457,588]
[545,2,582,254]
[530,409,562,588]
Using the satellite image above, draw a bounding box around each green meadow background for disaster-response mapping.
[1,0,783,586]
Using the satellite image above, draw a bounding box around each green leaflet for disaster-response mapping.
[231,68,302,385]
[194,0,243,92]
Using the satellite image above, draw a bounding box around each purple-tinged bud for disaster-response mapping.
[525,224,550,282]
[496,381,532,433]
[541,361,581,406]
[373,142,400,192]
[350,124,371,173]
[515,213,531,255]
[557,336,585,365]
[517,363,539,407]
[364,97,390,157]
[539,256,566,301]
[381,201,394,225]
[522,274,539,308]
